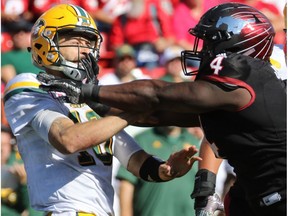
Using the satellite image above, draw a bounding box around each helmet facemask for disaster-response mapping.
[181,37,202,76]
[181,27,232,76]
[50,26,102,84]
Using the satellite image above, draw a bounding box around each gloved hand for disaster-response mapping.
[195,193,224,216]
[37,72,101,104]
[81,53,99,85]
[37,72,84,104]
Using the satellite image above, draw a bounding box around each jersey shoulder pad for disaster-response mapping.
[4,73,46,102]
[217,53,252,80]
[198,53,252,80]
[196,53,253,89]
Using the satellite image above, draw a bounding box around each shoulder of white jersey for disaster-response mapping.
[4,73,47,103]
[270,45,287,81]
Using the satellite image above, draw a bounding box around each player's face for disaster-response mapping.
[166,58,182,77]
[58,35,94,62]
[116,56,136,76]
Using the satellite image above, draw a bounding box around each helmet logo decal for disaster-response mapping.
[32,19,45,37]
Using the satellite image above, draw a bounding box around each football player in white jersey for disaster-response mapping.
[3,4,201,216]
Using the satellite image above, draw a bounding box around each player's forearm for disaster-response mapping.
[82,80,205,121]
[97,80,209,114]
[82,79,170,112]
[49,113,139,154]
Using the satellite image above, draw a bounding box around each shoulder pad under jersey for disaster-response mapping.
[197,53,252,81]
[4,73,46,103]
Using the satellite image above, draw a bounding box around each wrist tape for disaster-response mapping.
[191,169,216,198]
[139,156,166,182]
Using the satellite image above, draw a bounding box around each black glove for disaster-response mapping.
[37,72,83,104]
[191,169,224,216]
[81,53,99,85]
[37,72,101,104]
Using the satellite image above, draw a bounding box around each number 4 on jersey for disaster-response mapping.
[210,56,224,75]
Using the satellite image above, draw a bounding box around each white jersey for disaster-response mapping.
[4,73,141,215]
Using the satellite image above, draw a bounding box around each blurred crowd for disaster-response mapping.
[1,0,286,83]
[1,0,286,216]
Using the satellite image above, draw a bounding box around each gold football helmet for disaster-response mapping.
[30,4,102,82]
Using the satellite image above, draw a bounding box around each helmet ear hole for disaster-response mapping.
[35,43,42,50]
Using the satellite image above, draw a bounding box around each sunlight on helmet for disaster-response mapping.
[30,4,103,83]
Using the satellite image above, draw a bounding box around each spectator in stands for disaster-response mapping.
[109,0,175,69]
[160,45,190,82]
[172,0,221,51]
[92,0,133,33]
[99,44,151,85]
[1,32,14,53]
[1,19,39,84]
[31,0,131,33]
[117,126,202,216]
[1,0,34,32]
[31,0,98,21]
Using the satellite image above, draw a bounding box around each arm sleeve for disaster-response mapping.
[5,90,68,142]
[113,130,143,169]
[31,110,67,143]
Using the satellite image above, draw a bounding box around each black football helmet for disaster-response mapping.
[182,3,275,76]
